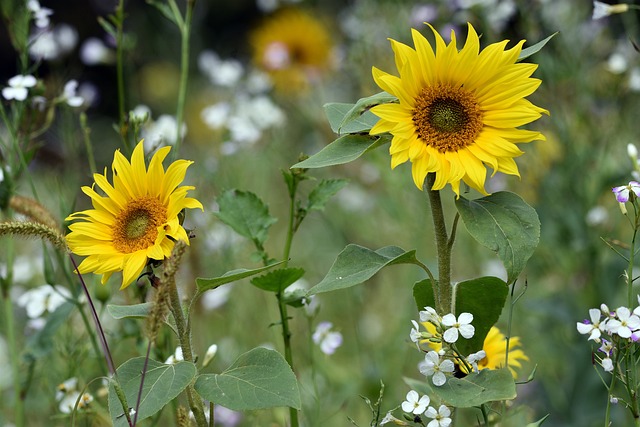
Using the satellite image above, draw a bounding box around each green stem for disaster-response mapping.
[115,0,129,151]
[3,283,24,427]
[172,0,195,159]
[168,278,207,427]
[425,173,452,314]
[277,177,299,427]
[80,113,97,175]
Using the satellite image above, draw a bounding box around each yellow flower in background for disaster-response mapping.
[423,323,528,378]
[250,8,333,92]
[66,141,203,289]
[370,23,548,195]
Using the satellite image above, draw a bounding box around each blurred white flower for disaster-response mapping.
[17,285,70,319]
[226,115,261,145]
[241,95,286,129]
[312,321,343,355]
[141,115,185,150]
[60,80,84,107]
[201,285,232,311]
[593,1,629,20]
[54,24,78,53]
[586,206,609,227]
[201,102,232,130]
[165,346,184,364]
[256,0,279,12]
[78,82,99,107]
[55,377,78,401]
[602,356,614,372]
[410,4,438,27]
[202,344,218,367]
[214,405,242,427]
[0,255,39,284]
[606,52,628,74]
[80,37,115,65]
[2,75,37,101]
[27,0,53,28]
[245,70,272,94]
[58,391,93,413]
[198,51,244,87]
[29,24,77,61]
[130,104,151,122]
[629,67,640,91]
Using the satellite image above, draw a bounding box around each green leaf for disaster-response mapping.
[335,92,397,132]
[194,347,301,410]
[413,279,436,311]
[307,244,419,295]
[453,277,508,355]
[527,415,550,427]
[23,302,74,361]
[107,303,152,319]
[291,134,390,169]
[282,288,307,307]
[405,368,516,407]
[196,262,284,293]
[214,189,277,246]
[307,179,349,211]
[97,16,117,39]
[250,267,305,293]
[455,191,540,283]
[324,103,380,134]
[108,358,197,427]
[518,32,557,61]
[146,0,178,25]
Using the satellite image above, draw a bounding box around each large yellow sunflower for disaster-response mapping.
[250,8,333,92]
[65,141,203,289]
[370,23,548,195]
[423,324,528,378]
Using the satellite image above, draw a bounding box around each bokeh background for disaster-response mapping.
[2,0,640,425]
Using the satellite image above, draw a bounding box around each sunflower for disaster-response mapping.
[423,323,528,378]
[250,8,333,92]
[65,141,203,289]
[370,23,548,195]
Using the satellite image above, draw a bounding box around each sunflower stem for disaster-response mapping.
[168,275,207,427]
[425,173,452,315]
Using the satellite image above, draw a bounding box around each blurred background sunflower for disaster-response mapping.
[249,7,334,93]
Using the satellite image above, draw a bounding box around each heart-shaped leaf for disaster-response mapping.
[194,347,300,410]
[456,191,540,283]
[108,358,196,427]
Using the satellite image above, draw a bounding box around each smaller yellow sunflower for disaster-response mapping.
[423,323,528,378]
[65,141,203,289]
[250,8,333,92]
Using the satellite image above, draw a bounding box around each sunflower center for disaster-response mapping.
[113,196,167,254]
[413,84,483,153]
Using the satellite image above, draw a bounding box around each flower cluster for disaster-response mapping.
[380,390,452,427]
[312,321,343,355]
[409,307,476,386]
[55,377,94,414]
[577,301,640,372]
